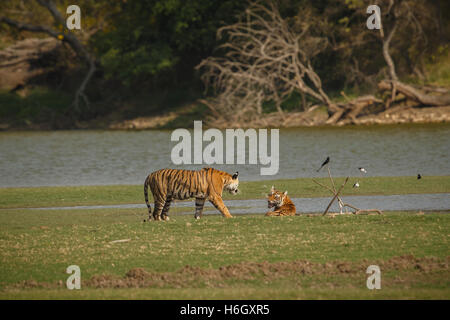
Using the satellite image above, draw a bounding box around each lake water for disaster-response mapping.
[0,124,449,187]
[27,193,450,214]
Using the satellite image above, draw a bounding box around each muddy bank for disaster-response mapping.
[1,104,449,131]
[5,255,448,290]
[84,255,449,289]
[63,105,450,130]
[104,105,450,129]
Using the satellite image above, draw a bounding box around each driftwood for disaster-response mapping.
[322,176,349,216]
[196,0,449,128]
[378,80,450,106]
[341,203,383,215]
[312,178,345,214]
[374,1,450,111]
[196,0,337,125]
[313,166,383,216]
[313,167,348,214]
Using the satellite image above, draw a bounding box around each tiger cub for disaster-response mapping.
[265,186,296,216]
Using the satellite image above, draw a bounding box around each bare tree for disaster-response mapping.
[196,0,341,126]
[198,0,450,127]
[196,0,389,127]
[0,0,96,113]
[372,0,450,108]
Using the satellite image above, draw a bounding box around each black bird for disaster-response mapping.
[316,156,330,172]
[417,174,422,180]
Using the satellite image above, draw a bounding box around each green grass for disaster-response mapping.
[2,287,448,300]
[421,50,450,87]
[1,175,449,209]
[0,208,448,299]
[0,175,448,299]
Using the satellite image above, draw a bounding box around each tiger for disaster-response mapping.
[265,186,296,216]
[144,167,239,221]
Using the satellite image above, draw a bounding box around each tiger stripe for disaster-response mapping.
[266,186,296,216]
[144,167,239,221]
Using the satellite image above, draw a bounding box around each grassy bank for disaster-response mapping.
[1,176,448,299]
[0,209,448,299]
[1,175,449,209]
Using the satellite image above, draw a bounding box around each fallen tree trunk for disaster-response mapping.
[343,203,383,215]
[325,108,345,124]
[325,95,383,125]
[378,80,450,106]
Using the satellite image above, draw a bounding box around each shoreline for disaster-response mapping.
[9,193,449,214]
[1,116,450,132]
[1,175,449,209]
[1,105,450,131]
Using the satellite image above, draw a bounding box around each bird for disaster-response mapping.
[417,174,422,180]
[353,182,360,188]
[316,156,330,172]
[358,167,367,173]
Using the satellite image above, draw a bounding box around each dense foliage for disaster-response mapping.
[0,0,448,125]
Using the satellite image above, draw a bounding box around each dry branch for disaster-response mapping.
[196,0,335,125]
[378,80,450,106]
[312,177,346,214]
[322,177,349,216]
[314,167,382,216]
[194,0,447,127]
[326,167,347,213]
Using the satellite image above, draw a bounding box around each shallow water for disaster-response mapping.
[0,124,449,187]
[27,193,450,214]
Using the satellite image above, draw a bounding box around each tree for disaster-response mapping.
[197,0,450,127]
[197,0,338,126]
[0,0,99,113]
[368,0,450,109]
[93,0,246,88]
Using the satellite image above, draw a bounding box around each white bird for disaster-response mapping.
[358,167,367,173]
[353,182,360,188]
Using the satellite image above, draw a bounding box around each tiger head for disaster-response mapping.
[266,186,288,209]
[224,171,239,195]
